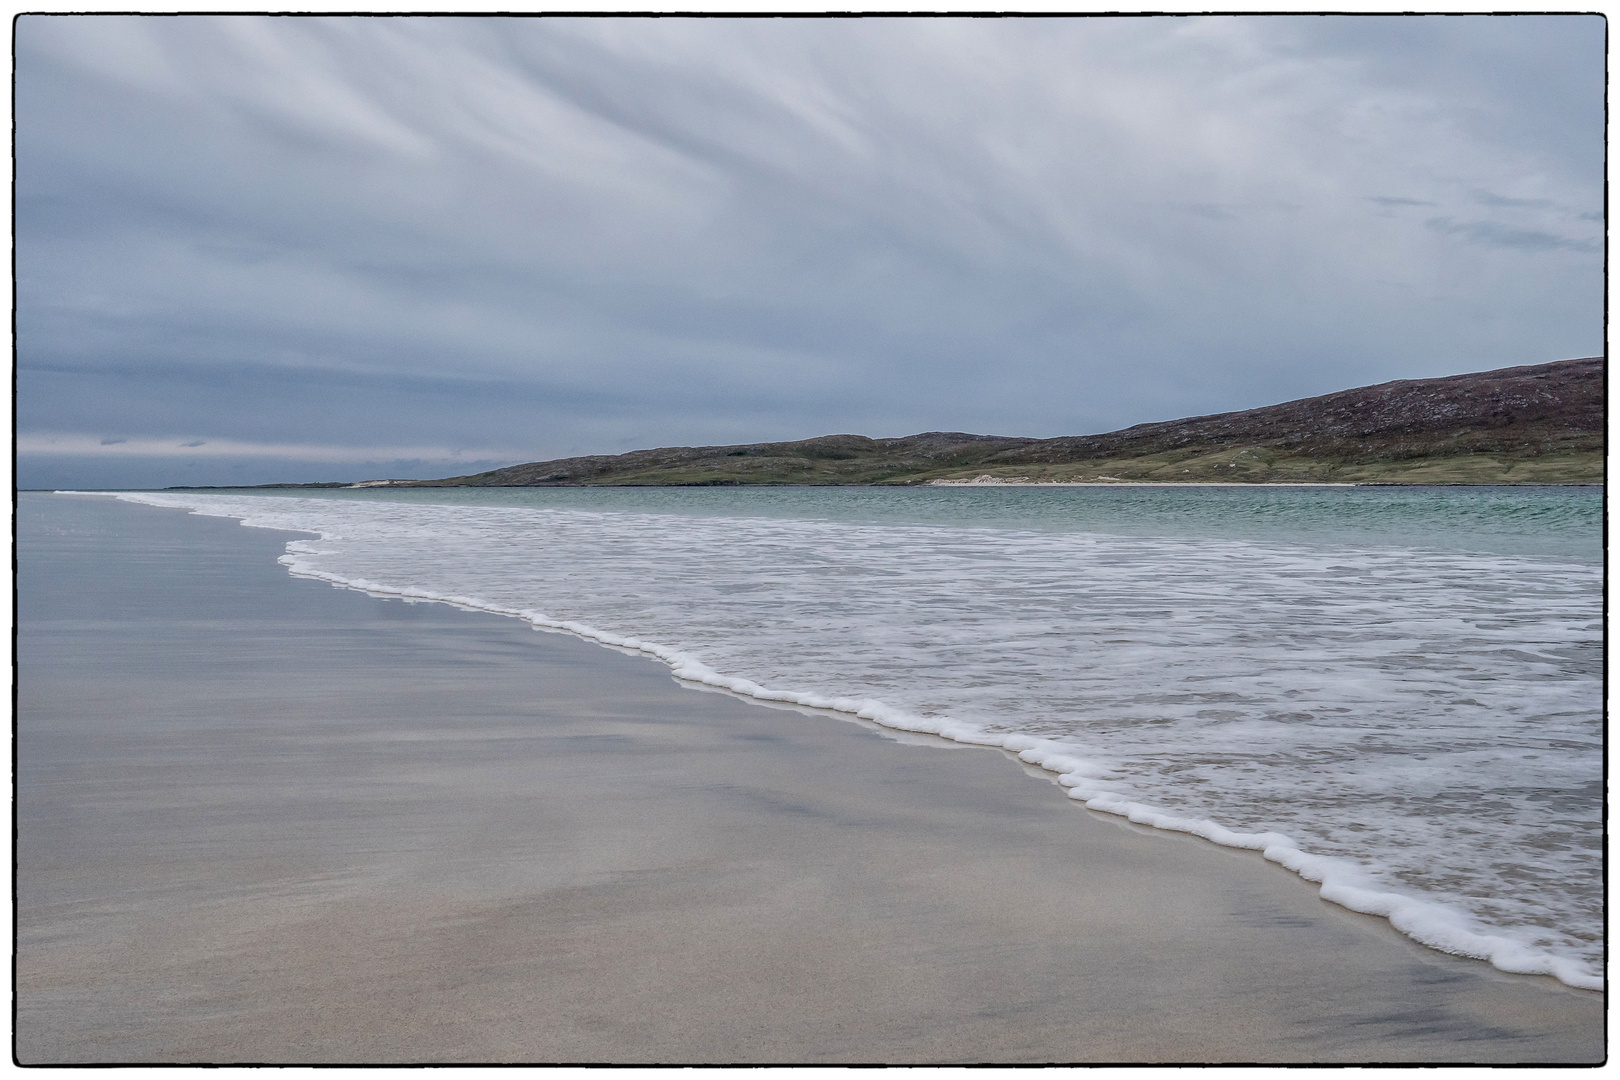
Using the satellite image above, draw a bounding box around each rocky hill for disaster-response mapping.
[391,357,1603,487]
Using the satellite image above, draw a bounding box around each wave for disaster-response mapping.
[84,489,1603,991]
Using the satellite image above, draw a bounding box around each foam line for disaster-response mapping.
[87,490,1603,992]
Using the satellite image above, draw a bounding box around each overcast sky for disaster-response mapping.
[17,14,1605,488]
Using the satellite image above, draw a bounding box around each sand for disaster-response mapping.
[14,492,1604,1064]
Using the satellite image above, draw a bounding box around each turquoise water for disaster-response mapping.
[230,484,1602,565]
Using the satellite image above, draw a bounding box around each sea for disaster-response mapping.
[92,484,1603,989]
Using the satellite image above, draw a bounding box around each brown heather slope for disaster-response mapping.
[991,356,1604,464]
[397,357,1603,487]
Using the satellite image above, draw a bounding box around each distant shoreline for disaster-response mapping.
[927,477,1359,488]
[76,480,1599,493]
[19,481,1597,494]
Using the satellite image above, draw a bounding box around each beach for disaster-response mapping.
[15,492,1603,1064]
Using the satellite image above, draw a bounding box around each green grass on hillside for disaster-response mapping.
[905,449,1604,486]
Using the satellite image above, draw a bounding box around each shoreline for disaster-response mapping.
[17,493,1603,1063]
[926,478,1358,487]
[102,489,1603,992]
[35,479,1606,495]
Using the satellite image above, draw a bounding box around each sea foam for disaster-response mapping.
[89,489,1603,990]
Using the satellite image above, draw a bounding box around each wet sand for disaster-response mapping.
[15,492,1603,1064]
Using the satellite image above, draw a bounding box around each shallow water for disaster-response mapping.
[98,484,1602,987]
[264,483,1602,564]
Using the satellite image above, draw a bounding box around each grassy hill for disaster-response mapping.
[389,357,1604,487]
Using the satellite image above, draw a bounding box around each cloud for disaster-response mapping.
[1471,189,1553,209]
[1179,203,1237,220]
[15,15,1605,487]
[20,432,537,463]
[1425,216,1599,254]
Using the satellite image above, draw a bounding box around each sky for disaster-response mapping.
[16,14,1606,489]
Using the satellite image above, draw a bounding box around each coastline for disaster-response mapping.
[98,486,1604,989]
[925,477,1357,487]
[17,493,1603,1064]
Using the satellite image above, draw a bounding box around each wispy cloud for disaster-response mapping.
[1425,216,1598,254]
[1179,202,1236,220]
[15,15,1605,487]
[19,433,539,463]
[1471,189,1553,209]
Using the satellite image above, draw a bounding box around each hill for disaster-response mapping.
[389,357,1604,487]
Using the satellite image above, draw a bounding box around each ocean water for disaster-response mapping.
[94,485,1602,988]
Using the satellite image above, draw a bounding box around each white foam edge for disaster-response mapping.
[89,489,1604,992]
